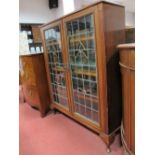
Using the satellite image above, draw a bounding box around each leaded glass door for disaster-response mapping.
[44,25,69,109]
[65,14,100,124]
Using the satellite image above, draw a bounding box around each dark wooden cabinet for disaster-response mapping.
[20,53,50,117]
[118,43,135,155]
[40,1,125,150]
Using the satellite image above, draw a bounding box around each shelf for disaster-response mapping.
[48,50,62,54]
[79,94,98,103]
[69,48,95,52]
[34,41,42,44]
[73,69,96,77]
[52,66,64,72]
[29,42,42,46]
[69,35,94,43]
[27,35,33,39]
[49,65,96,76]
[46,40,61,46]
[70,63,96,67]
[73,90,98,103]
[68,29,94,37]
[51,83,66,89]
[72,77,97,84]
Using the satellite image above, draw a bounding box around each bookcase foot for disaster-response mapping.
[52,108,58,114]
[106,147,111,153]
[100,132,115,152]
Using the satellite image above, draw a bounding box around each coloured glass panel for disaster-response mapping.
[66,14,99,123]
[44,26,68,108]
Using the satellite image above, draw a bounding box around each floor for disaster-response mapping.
[19,100,124,155]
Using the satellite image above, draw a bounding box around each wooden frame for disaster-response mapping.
[62,5,101,130]
[41,21,72,116]
[40,1,125,151]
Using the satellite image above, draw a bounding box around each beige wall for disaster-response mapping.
[19,0,135,27]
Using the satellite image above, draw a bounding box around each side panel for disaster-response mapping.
[94,3,108,133]
[103,4,125,133]
[32,54,50,115]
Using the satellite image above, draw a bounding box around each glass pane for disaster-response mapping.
[44,26,68,108]
[66,14,99,124]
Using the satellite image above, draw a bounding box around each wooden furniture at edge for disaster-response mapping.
[20,53,50,117]
[40,1,125,151]
[125,27,135,43]
[118,43,135,155]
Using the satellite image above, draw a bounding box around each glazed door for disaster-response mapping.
[64,13,100,124]
[43,24,70,110]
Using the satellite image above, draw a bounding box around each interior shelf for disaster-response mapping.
[46,40,61,46]
[52,66,64,72]
[74,91,98,103]
[73,69,96,77]
[70,35,94,43]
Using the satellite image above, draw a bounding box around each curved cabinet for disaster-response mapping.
[118,43,135,155]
